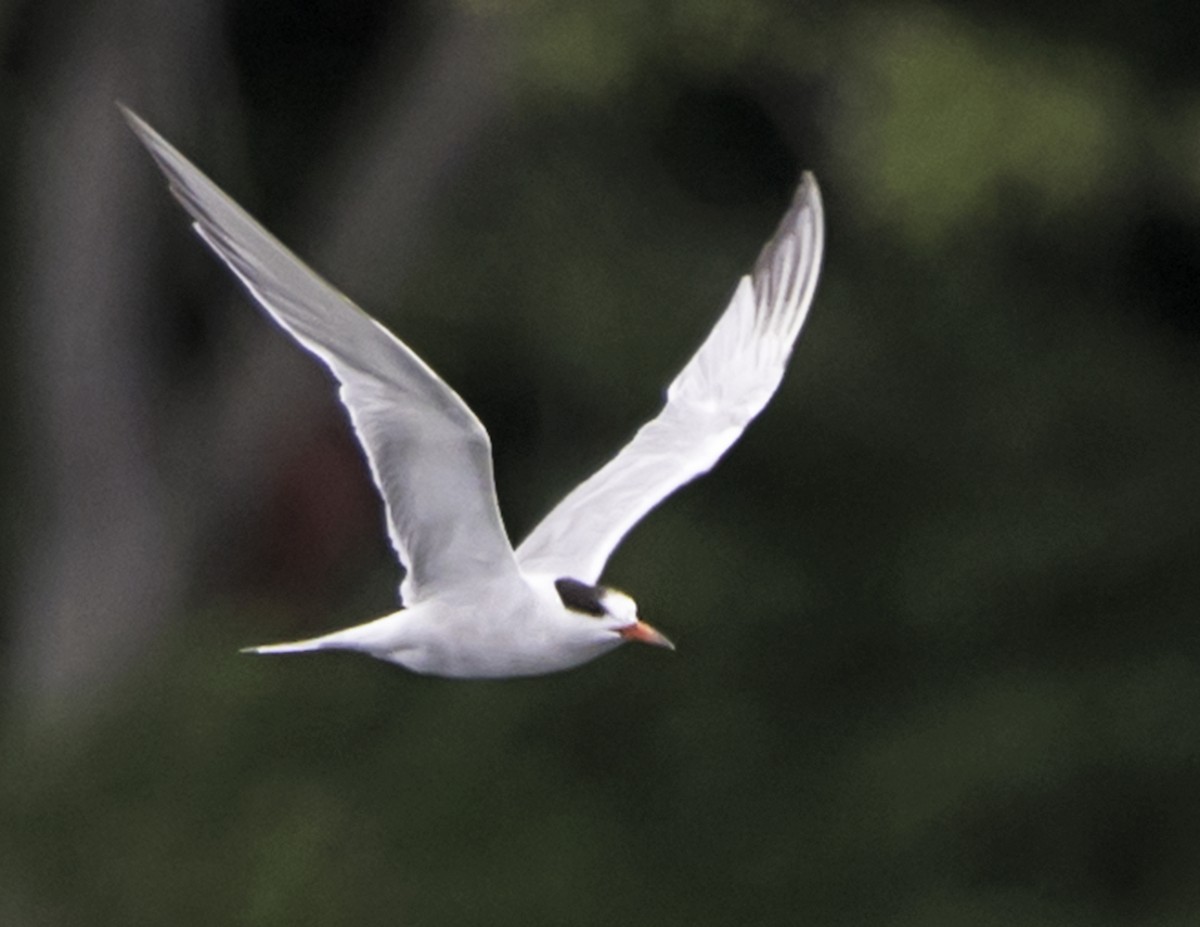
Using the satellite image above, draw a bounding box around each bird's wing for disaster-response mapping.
[123,107,520,604]
[517,175,824,583]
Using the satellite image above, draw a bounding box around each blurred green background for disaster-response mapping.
[3,1,1200,924]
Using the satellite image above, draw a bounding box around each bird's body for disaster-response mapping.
[122,106,825,679]
[253,574,629,678]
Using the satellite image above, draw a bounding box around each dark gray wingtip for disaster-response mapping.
[748,171,825,330]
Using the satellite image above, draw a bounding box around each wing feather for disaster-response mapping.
[516,175,824,582]
[123,107,519,603]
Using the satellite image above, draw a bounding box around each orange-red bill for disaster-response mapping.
[618,620,675,650]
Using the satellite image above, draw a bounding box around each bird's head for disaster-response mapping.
[554,578,675,651]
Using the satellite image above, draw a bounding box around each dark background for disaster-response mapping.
[2,1,1199,924]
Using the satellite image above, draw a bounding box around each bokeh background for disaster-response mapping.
[3,1,1200,924]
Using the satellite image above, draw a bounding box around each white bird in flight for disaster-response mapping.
[123,106,824,679]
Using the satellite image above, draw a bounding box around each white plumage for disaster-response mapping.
[123,106,825,678]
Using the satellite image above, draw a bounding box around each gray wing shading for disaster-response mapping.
[516,175,824,583]
[122,106,520,604]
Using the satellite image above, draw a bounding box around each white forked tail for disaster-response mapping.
[240,627,360,656]
[240,609,409,656]
[240,638,327,655]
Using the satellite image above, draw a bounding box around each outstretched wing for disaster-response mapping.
[123,107,520,604]
[517,175,824,583]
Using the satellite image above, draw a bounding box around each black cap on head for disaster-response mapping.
[554,578,607,617]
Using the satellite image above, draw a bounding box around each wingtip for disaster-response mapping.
[118,105,186,188]
[116,101,152,139]
[737,167,825,344]
[795,171,822,214]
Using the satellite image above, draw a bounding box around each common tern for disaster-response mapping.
[123,106,824,678]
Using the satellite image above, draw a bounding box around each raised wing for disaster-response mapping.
[517,175,824,583]
[123,107,520,604]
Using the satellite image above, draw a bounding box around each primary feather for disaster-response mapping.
[516,176,824,583]
[121,106,519,605]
